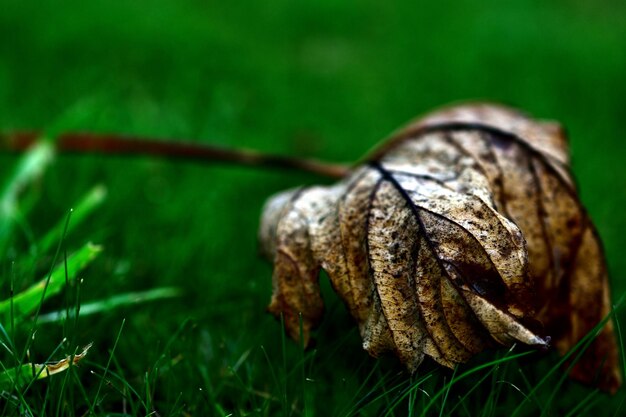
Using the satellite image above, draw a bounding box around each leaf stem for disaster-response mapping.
[0,131,350,179]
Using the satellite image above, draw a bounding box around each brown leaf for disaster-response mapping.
[259,103,621,393]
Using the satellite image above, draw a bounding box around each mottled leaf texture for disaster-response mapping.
[259,103,621,393]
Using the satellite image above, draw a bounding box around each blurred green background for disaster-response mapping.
[0,0,625,415]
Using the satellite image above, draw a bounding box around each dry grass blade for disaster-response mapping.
[0,344,91,391]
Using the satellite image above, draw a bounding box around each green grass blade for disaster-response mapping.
[36,184,107,255]
[0,344,90,391]
[439,365,458,417]
[612,311,626,417]
[381,374,430,417]
[614,308,625,390]
[35,287,181,324]
[420,350,535,417]
[93,319,126,412]
[0,364,45,391]
[260,344,282,412]
[563,388,599,417]
[445,366,495,416]
[338,361,383,417]
[0,242,102,323]
[511,294,625,417]
[0,141,54,253]
[279,313,289,417]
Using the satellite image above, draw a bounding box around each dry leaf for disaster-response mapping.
[259,103,620,393]
[0,343,92,391]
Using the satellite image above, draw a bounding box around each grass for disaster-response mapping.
[0,0,625,415]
